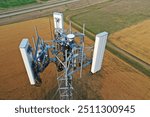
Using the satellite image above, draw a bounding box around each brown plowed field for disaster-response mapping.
[0,17,150,99]
[110,20,150,64]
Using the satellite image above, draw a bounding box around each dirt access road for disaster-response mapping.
[0,0,79,19]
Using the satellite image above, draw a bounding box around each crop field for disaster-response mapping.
[0,17,150,99]
[70,0,150,34]
[0,0,37,8]
[0,18,57,99]
[110,20,150,65]
[66,0,150,76]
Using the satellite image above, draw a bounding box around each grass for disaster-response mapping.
[0,0,37,8]
[70,0,150,34]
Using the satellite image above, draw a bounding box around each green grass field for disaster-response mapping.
[0,0,37,8]
[70,0,150,34]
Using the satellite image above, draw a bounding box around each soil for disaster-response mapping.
[73,32,150,100]
[0,17,150,99]
[110,20,150,65]
[0,18,57,99]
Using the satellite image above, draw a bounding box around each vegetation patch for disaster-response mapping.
[71,0,150,34]
[0,0,37,8]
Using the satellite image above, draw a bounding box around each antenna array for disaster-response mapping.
[19,12,108,99]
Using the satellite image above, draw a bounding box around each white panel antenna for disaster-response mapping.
[91,32,108,73]
[19,39,36,85]
[19,12,108,99]
[53,12,64,32]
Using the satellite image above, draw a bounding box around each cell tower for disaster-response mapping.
[19,12,108,100]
